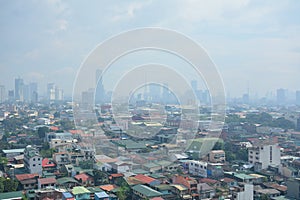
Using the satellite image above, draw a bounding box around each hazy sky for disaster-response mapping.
[0,0,299,98]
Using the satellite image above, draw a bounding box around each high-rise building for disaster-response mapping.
[47,83,56,101]
[55,87,64,101]
[95,69,105,104]
[23,84,30,102]
[276,88,286,105]
[47,83,63,101]
[29,82,38,103]
[8,90,14,102]
[15,77,24,101]
[82,88,94,109]
[0,85,6,103]
[149,83,161,102]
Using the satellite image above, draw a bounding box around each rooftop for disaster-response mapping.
[38,177,56,185]
[72,186,90,195]
[2,148,24,154]
[132,184,162,197]
[15,173,39,181]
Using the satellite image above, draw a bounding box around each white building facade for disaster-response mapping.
[24,145,43,175]
[248,143,281,171]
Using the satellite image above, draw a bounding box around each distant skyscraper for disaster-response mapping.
[8,90,14,102]
[149,83,161,102]
[55,87,64,101]
[47,83,56,101]
[15,77,24,101]
[95,69,105,104]
[296,90,300,105]
[29,82,38,103]
[0,85,5,103]
[82,88,94,109]
[276,88,286,105]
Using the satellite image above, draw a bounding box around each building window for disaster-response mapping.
[33,164,36,167]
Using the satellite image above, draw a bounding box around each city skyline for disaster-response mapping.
[0,1,300,98]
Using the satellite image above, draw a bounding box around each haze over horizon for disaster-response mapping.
[0,0,300,98]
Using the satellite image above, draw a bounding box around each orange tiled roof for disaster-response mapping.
[15,173,39,181]
[74,173,92,182]
[134,174,156,184]
[100,184,117,192]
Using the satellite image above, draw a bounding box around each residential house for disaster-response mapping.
[110,161,131,173]
[38,177,56,189]
[209,150,225,163]
[132,184,163,199]
[134,174,161,186]
[197,183,215,199]
[286,178,300,199]
[172,175,198,197]
[62,192,75,200]
[95,192,110,200]
[24,145,43,175]
[72,186,91,200]
[74,173,94,186]
[42,158,56,172]
[15,173,39,190]
[170,184,192,200]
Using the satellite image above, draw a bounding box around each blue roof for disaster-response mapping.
[62,192,73,198]
[95,192,109,198]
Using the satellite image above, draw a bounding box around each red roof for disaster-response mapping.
[199,178,219,184]
[74,173,92,182]
[134,174,156,184]
[69,130,82,134]
[16,173,39,181]
[222,178,236,183]
[100,184,117,192]
[42,158,56,168]
[38,177,56,185]
[150,198,164,200]
[50,126,59,131]
[110,173,124,178]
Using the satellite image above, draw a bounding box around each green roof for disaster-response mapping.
[156,160,172,167]
[86,187,103,193]
[72,186,91,195]
[112,140,147,150]
[132,184,162,197]
[132,169,149,174]
[0,191,23,200]
[149,173,165,179]
[143,162,160,169]
[234,173,254,180]
[57,177,79,185]
[155,184,173,191]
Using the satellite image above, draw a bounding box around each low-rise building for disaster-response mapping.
[15,173,39,190]
[38,177,56,189]
[209,150,225,163]
[24,145,42,175]
[132,184,163,199]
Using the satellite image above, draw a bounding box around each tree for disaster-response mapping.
[0,157,8,170]
[116,183,131,200]
[0,177,18,192]
[93,170,109,185]
[37,126,49,139]
[213,141,224,150]
[40,148,56,158]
